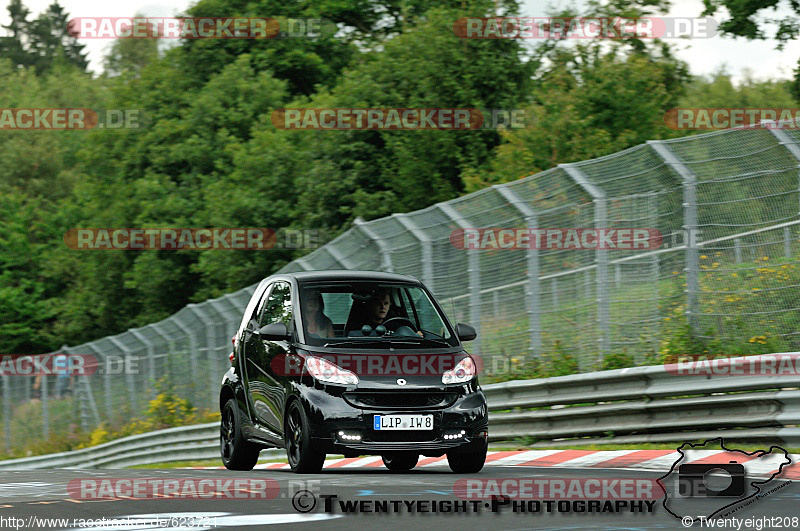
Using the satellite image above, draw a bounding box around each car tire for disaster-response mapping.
[285,400,326,473]
[381,452,419,472]
[220,399,260,471]
[447,447,487,473]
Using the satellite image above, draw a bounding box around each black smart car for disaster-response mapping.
[219,271,488,473]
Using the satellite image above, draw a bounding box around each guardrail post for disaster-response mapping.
[649,141,700,334]
[437,203,481,357]
[561,163,611,357]
[129,328,157,401]
[187,304,220,411]
[107,337,138,414]
[493,184,541,355]
[393,213,435,293]
[354,217,394,272]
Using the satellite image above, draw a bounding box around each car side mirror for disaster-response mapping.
[456,323,477,341]
[258,322,290,341]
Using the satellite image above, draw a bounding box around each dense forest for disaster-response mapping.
[1,0,798,353]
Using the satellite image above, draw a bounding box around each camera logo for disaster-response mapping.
[678,462,745,497]
[658,438,792,524]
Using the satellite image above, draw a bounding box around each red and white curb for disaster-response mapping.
[193,449,800,478]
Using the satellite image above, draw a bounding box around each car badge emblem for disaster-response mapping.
[397,378,407,386]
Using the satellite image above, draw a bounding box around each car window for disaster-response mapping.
[298,281,456,347]
[259,281,293,327]
[321,292,353,324]
[238,279,269,337]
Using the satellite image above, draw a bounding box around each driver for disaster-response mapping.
[357,289,423,337]
[365,289,391,329]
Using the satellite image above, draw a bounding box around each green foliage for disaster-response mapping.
[0,0,793,356]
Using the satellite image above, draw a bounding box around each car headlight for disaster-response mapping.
[305,356,359,385]
[442,356,475,384]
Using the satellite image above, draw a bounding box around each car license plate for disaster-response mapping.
[373,414,433,430]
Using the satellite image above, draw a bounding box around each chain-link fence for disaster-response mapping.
[5,123,800,453]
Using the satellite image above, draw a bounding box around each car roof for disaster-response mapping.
[280,270,422,284]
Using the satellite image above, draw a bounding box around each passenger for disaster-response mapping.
[302,290,334,338]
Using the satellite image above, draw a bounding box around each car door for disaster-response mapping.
[244,281,293,436]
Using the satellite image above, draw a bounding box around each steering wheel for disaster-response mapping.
[380,317,418,333]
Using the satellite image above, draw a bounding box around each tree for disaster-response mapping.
[103,14,159,77]
[0,1,88,73]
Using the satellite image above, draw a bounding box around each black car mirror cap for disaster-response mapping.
[257,322,290,340]
[456,323,477,341]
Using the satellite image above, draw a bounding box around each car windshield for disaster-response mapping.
[298,281,456,348]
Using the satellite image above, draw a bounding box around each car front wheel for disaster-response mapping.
[447,447,487,473]
[382,452,419,472]
[285,401,326,473]
[220,399,260,471]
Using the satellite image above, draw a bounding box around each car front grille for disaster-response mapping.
[343,392,457,410]
[366,429,439,443]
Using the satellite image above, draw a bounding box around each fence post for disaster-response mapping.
[493,184,542,355]
[561,163,611,356]
[84,343,111,420]
[107,337,138,415]
[61,345,90,433]
[354,217,394,272]
[129,328,157,401]
[2,375,10,452]
[171,317,198,406]
[767,126,800,216]
[552,278,558,307]
[187,304,220,411]
[295,258,313,271]
[41,359,49,439]
[147,323,172,391]
[784,227,792,258]
[393,213,435,293]
[734,238,742,264]
[437,203,481,357]
[649,141,700,334]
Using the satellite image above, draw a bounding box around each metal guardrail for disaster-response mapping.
[0,423,282,470]
[2,353,799,468]
[486,353,800,447]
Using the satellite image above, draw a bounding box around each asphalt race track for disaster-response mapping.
[1,456,798,530]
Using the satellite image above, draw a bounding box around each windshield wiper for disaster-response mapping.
[399,337,451,348]
[323,337,450,348]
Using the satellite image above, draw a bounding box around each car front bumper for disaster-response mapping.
[298,383,489,456]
